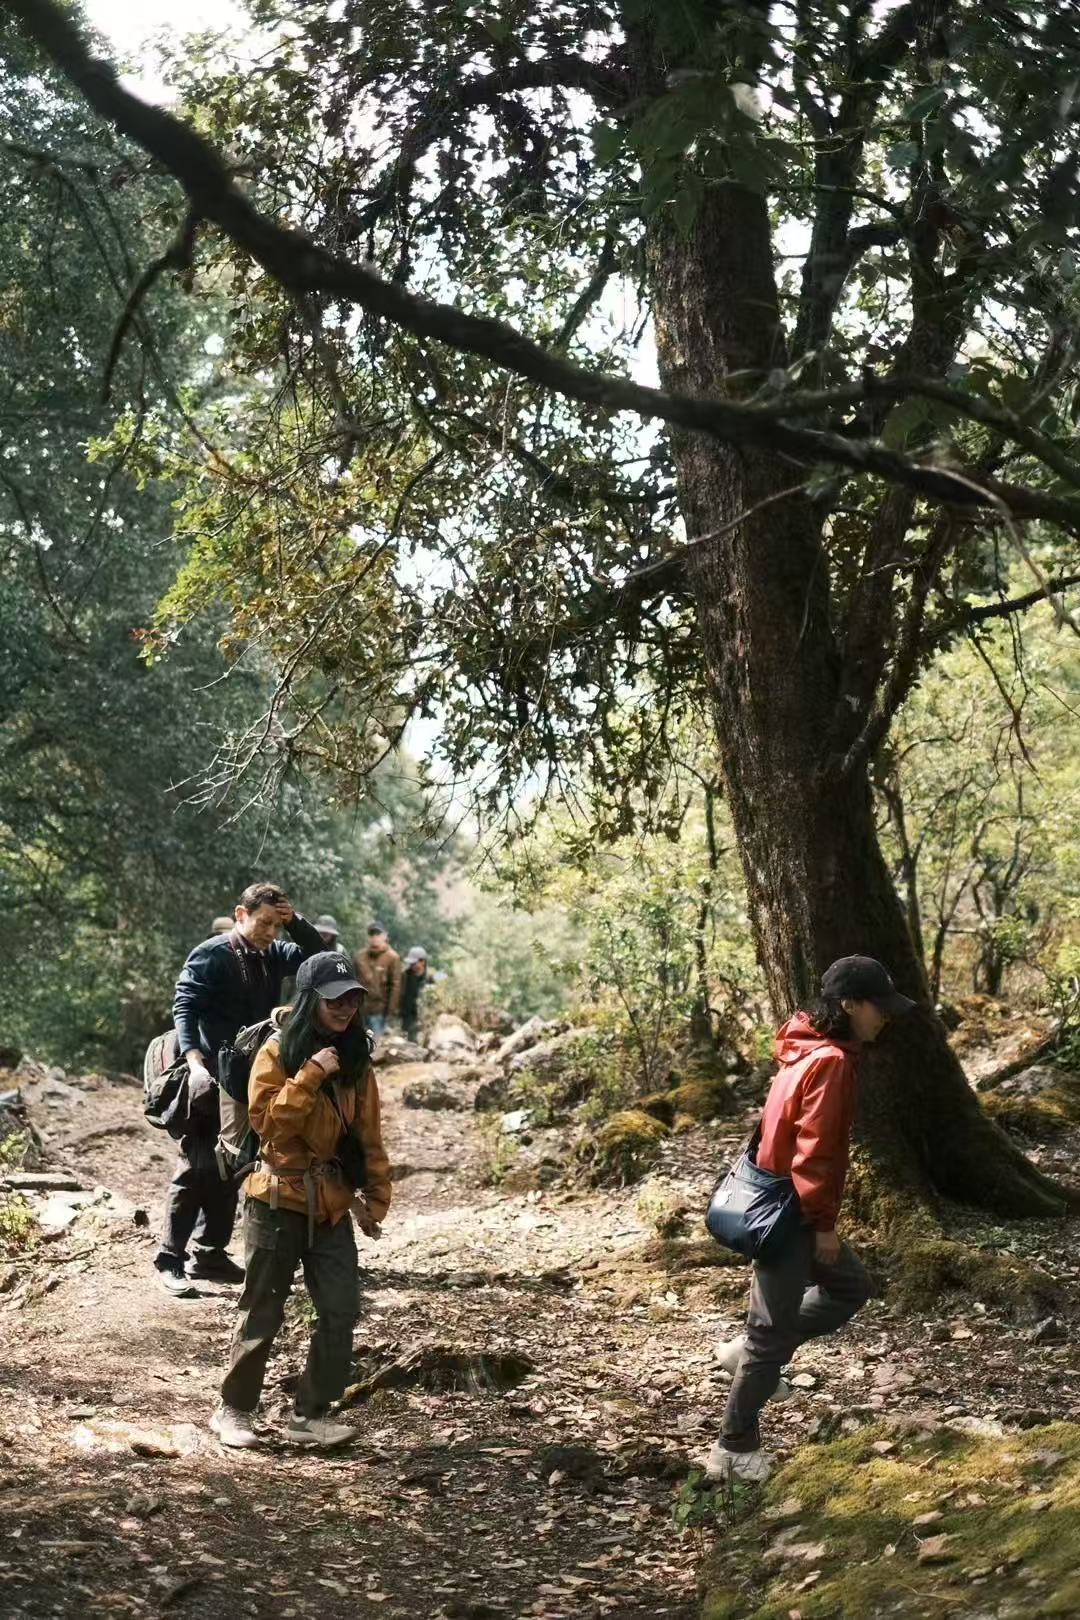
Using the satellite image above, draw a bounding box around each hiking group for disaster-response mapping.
[144,880,916,1472]
[145,882,430,1448]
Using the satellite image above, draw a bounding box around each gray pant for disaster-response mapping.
[722,1227,871,1451]
[221,1197,360,1418]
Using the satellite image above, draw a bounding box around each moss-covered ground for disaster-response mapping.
[703,1420,1080,1619]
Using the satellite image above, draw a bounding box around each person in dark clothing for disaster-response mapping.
[155,882,325,1297]
[401,947,432,1044]
[704,956,916,1485]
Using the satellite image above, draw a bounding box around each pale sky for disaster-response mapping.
[82,0,244,104]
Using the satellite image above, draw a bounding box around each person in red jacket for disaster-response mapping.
[705,955,916,1485]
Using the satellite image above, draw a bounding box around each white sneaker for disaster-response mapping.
[210,1404,259,1449]
[703,1439,773,1484]
[714,1335,792,1401]
[283,1414,354,1448]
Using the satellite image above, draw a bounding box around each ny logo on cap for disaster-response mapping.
[335,961,349,974]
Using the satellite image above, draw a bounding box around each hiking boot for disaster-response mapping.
[210,1404,259,1449]
[703,1440,773,1485]
[156,1263,196,1299]
[283,1414,355,1449]
[714,1335,792,1401]
[187,1250,246,1285]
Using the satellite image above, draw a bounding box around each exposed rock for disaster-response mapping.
[982,1066,1080,1139]
[951,997,1059,1091]
[474,1072,512,1113]
[507,1030,597,1113]
[1,1170,83,1193]
[509,1029,587,1076]
[451,1063,502,1088]
[401,1078,468,1112]
[1031,1315,1067,1344]
[495,1016,562,1066]
[374,1036,429,1067]
[639,1077,735,1124]
[576,1109,669,1187]
[426,1014,479,1061]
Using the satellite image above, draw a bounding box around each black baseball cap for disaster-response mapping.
[820,956,916,1016]
[295,951,366,1000]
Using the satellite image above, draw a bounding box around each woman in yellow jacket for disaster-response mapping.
[211,952,391,1449]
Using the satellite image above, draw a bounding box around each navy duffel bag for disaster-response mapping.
[705,1123,802,1264]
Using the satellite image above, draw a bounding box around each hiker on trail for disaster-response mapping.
[401,946,433,1044]
[154,884,325,1298]
[211,951,391,1450]
[705,955,916,1486]
[315,913,346,952]
[354,923,402,1038]
[212,915,234,935]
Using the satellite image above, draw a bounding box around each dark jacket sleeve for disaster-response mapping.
[276,912,326,970]
[173,944,221,1058]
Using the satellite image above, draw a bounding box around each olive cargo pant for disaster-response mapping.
[221,1197,360,1418]
[721,1227,872,1451]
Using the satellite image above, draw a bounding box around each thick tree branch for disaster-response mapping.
[793,0,919,360]
[9,0,1080,529]
[355,54,630,232]
[931,572,1080,639]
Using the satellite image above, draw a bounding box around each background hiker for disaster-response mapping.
[401,946,433,1044]
[211,915,234,935]
[705,956,916,1485]
[315,914,346,952]
[354,923,402,1038]
[154,883,324,1297]
[212,951,391,1449]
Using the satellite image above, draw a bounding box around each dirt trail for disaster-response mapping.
[0,1063,714,1620]
[4,1060,1080,1620]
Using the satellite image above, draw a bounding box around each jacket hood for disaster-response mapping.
[773,1010,860,1065]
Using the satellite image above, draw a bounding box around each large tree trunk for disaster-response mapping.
[644,187,1065,1220]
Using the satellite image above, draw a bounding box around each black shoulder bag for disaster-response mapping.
[324,1078,367,1191]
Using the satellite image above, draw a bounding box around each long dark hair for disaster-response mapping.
[805,997,854,1041]
[278,988,368,1083]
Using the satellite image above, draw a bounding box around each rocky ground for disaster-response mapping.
[0,1007,1076,1619]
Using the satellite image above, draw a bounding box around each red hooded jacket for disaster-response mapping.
[756,1012,861,1232]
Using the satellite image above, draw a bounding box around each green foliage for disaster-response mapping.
[879,606,1080,1003]
[436,894,578,1028]
[0,1195,35,1254]
[476,1115,520,1189]
[0,1132,30,1169]
[0,38,463,1066]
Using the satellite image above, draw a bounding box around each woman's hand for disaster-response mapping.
[312,1046,340,1077]
[352,1196,382,1239]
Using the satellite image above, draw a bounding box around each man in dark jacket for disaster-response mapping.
[155,882,324,1296]
[401,947,433,1044]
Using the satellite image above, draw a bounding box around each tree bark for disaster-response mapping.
[644,186,1066,1219]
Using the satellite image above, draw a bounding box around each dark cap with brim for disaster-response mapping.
[295,951,366,1001]
[821,955,916,1016]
